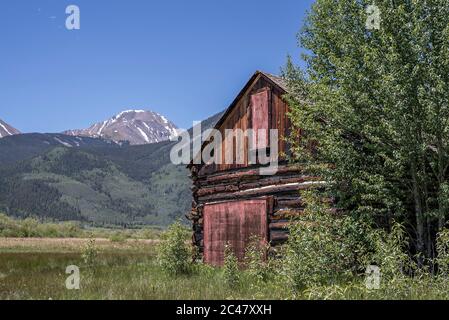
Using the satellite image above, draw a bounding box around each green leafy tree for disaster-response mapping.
[157,222,191,276]
[285,0,449,263]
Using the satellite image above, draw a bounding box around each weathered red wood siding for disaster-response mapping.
[251,89,269,149]
[203,199,269,266]
[198,74,291,176]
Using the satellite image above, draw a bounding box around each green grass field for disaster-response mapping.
[0,238,286,300]
[1,237,449,300]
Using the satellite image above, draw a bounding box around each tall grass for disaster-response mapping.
[2,207,449,299]
[1,232,449,300]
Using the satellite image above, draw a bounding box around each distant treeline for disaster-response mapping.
[0,213,163,239]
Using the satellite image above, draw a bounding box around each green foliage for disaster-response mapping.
[436,228,449,276]
[223,243,240,289]
[0,213,82,238]
[285,0,449,261]
[3,234,449,300]
[157,222,191,276]
[244,236,272,283]
[368,222,414,280]
[109,232,129,243]
[82,237,99,268]
[280,196,449,298]
[283,191,370,291]
[0,213,162,240]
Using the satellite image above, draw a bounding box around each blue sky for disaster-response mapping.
[0,0,313,133]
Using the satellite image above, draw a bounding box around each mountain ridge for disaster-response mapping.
[63,109,178,145]
[0,111,224,226]
[0,119,20,138]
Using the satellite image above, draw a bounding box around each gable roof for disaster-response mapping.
[188,71,290,168]
[260,71,289,92]
[212,71,289,132]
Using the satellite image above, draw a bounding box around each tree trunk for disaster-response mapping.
[411,160,425,266]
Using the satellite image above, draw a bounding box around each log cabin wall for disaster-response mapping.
[187,71,321,266]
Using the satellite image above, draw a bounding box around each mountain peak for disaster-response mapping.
[0,119,20,138]
[64,109,178,145]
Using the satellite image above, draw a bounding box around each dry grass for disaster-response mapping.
[0,237,159,253]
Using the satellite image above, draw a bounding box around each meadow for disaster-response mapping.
[2,213,449,300]
[1,233,449,300]
[0,237,287,300]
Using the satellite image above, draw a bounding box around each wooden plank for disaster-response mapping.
[251,89,270,150]
[196,175,320,197]
[203,199,268,266]
[197,164,306,183]
[269,221,290,230]
[271,209,305,220]
[198,181,325,202]
[270,231,289,242]
[276,198,304,208]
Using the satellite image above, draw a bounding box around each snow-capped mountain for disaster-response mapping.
[0,119,20,138]
[63,110,178,145]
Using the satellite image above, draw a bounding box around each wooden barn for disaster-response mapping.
[187,71,322,266]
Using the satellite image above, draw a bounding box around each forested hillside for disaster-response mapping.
[0,112,223,226]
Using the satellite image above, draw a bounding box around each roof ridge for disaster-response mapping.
[257,71,288,92]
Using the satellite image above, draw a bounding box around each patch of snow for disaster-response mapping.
[160,115,169,123]
[97,120,108,135]
[54,137,73,148]
[113,109,146,121]
[137,127,150,143]
[0,122,12,136]
[142,122,152,132]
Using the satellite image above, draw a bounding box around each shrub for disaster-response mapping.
[109,232,128,243]
[157,222,191,276]
[223,243,240,288]
[82,236,99,268]
[0,213,82,238]
[283,191,370,291]
[244,236,272,283]
[436,228,449,276]
[368,222,413,281]
[0,214,17,237]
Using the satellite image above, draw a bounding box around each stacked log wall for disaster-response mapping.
[187,163,325,254]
